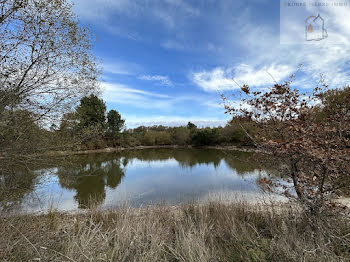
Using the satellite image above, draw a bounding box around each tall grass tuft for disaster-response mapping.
[1,202,349,261]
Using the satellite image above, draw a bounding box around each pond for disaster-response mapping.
[0,148,278,214]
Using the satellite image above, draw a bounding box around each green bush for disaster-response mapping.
[155,131,172,145]
[191,128,219,146]
[143,131,156,146]
[120,131,141,147]
[218,124,249,145]
[171,127,190,145]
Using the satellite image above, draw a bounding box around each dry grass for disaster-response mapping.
[0,202,349,262]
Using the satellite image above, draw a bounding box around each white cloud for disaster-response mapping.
[191,64,294,92]
[233,64,294,87]
[138,75,173,86]
[191,68,236,92]
[125,115,228,128]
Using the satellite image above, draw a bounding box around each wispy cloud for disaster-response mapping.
[138,75,173,86]
[73,0,200,30]
[161,40,189,51]
[102,81,227,123]
[102,82,172,110]
[103,61,142,76]
[103,24,144,41]
[161,40,222,52]
[103,82,169,98]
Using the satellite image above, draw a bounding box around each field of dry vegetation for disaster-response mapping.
[1,202,350,262]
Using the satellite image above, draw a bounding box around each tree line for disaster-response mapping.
[55,94,254,150]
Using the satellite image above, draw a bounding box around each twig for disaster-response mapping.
[10,223,41,259]
[40,246,76,262]
[265,70,278,85]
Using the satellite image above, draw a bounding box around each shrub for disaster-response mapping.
[191,128,219,146]
[171,127,190,145]
[143,131,156,146]
[155,131,172,145]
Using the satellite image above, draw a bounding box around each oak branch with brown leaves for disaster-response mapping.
[224,77,350,217]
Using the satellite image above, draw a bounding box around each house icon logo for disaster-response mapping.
[305,14,328,41]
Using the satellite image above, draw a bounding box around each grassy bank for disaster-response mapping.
[1,202,349,261]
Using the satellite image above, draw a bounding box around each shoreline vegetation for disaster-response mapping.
[45,145,262,157]
[1,201,349,261]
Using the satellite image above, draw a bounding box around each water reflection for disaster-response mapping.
[0,149,271,213]
[57,156,126,208]
[0,167,38,210]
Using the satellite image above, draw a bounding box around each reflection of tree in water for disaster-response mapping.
[57,154,125,208]
[0,159,60,211]
[173,149,222,168]
[121,148,263,175]
[121,148,223,168]
[121,149,173,162]
[223,151,279,192]
[222,151,259,176]
[0,168,37,211]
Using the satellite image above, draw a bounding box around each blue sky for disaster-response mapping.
[71,0,350,127]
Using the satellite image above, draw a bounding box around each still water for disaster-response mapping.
[1,148,275,214]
